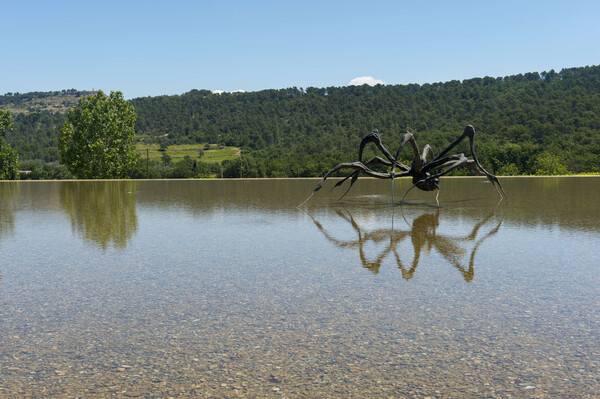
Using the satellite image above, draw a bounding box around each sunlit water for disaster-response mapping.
[1,177,599,398]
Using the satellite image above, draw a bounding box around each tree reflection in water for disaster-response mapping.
[0,182,20,279]
[306,202,503,282]
[0,182,19,242]
[60,181,139,250]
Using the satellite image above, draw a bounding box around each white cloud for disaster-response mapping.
[212,89,246,94]
[349,76,386,86]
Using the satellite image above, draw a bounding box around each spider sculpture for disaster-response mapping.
[300,125,506,205]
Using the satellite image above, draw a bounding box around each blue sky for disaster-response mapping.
[2,0,599,99]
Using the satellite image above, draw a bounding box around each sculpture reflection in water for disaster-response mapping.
[60,181,139,250]
[306,203,503,282]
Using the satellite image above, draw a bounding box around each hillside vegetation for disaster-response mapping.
[1,89,96,115]
[2,65,600,177]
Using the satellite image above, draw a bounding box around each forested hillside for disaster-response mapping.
[0,90,95,162]
[2,65,600,177]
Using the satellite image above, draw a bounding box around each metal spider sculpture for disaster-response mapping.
[300,125,506,205]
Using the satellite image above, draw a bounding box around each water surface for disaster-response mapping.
[1,177,599,397]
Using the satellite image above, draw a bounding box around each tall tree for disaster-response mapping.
[0,110,20,180]
[59,90,139,178]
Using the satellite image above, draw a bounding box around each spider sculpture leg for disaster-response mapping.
[420,153,506,201]
[300,130,411,206]
[298,161,396,207]
[362,130,412,202]
[464,160,507,200]
[359,129,398,165]
[429,125,506,199]
[421,144,435,161]
[391,132,421,202]
[327,156,399,197]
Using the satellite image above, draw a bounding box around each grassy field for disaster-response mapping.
[135,144,240,164]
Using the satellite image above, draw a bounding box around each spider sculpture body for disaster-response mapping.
[300,125,506,205]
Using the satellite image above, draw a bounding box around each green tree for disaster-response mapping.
[161,152,172,166]
[169,156,196,178]
[0,110,20,180]
[497,163,520,176]
[58,90,139,178]
[534,152,569,175]
[158,139,169,151]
